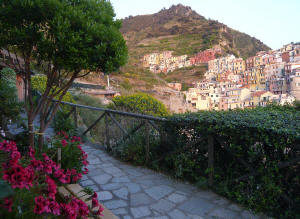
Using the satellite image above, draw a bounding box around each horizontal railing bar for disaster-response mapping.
[51,99,167,122]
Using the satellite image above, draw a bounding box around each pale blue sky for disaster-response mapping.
[110,0,299,50]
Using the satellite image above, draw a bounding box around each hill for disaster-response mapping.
[84,4,270,104]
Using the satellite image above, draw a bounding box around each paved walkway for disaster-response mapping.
[79,144,263,219]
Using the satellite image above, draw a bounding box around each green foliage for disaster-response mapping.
[109,93,169,117]
[31,75,74,103]
[0,0,128,74]
[53,110,76,136]
[0,68,22,137]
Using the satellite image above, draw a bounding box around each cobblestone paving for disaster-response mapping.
[80,144,265,219]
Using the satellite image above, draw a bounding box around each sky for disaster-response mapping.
[109,0,300,50]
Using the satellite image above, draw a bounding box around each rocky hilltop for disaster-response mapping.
[121,4,270,58]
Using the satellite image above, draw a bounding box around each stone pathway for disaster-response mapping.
[80,144,264,219]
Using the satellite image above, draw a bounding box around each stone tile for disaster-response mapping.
[150,199,175,213]
[100,163,115,168]
[88,185,100,192]
[81,175,88,181]
[124,168,145,177]
[104,200,128,209]
[240,210,260,219]
[138,180,157,188]
[101,183,123,191]
[130,206,151,218]
[130,193,153,206]
[194,190,219,201]
[187,214,204,219]
[145,217,169,219]
[80,179,94,187]
[127,183,141,194]
[97,191,113,201]
[88,157,102,165]
[88,168,105,176]
[228,203,242,212]
[113,187,129,200]
[212,197,230,207]
[145,185,174,200]
[168,209,186,219]
[178,197,214,216]
[112,176,130,183]
[172,182,195,194]
[112,208,128,215]
[92,174,112,185]
[167,192,187,204]
[208,207,240,219]
[103,166,124,176]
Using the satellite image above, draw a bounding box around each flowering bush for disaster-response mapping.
[0,140,103,218]
[47,132,89,176]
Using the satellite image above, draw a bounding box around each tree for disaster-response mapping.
[0,0,128,148]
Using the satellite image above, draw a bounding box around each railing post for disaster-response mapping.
[145,120,150,163]
[208,135,214,187]
[73,106,78,129]
[105,112,110,150]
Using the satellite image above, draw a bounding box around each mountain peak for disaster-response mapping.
[159,4,202,19]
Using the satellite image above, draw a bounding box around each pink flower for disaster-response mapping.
[61,139,68,147]
[83,168,88,174]
[49,200,60,215]
[3,197,13,212]
[28,146,35,158]
[92,197,99,208]
[34,196,51,214]
[95,204,104,216]
[92,192,98,199]
[46,176,57,199]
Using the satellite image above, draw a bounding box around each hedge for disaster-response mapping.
[115,106,300,218]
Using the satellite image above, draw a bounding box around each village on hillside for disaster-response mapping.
[143,42,300,112]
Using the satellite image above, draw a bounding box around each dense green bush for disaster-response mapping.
[114,106,300,218]
[109,93,169,117]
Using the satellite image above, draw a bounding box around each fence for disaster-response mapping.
[52,99,167,163]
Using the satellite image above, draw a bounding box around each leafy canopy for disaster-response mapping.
[0,0,128,73]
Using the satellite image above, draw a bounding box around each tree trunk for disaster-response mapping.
[28,115,35,147]
[38,115,45,150]
[25,56,35,148]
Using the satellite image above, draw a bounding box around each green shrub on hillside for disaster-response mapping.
[109,93,169,117]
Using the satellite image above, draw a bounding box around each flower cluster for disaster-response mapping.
[0,139,104,218]
[54,132,89,176]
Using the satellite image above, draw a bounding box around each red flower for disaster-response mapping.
[92,197,99,208]
[61,139,68,147]
[92,192,98,199]
[3,198,13,212]
[34,196,51,214]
